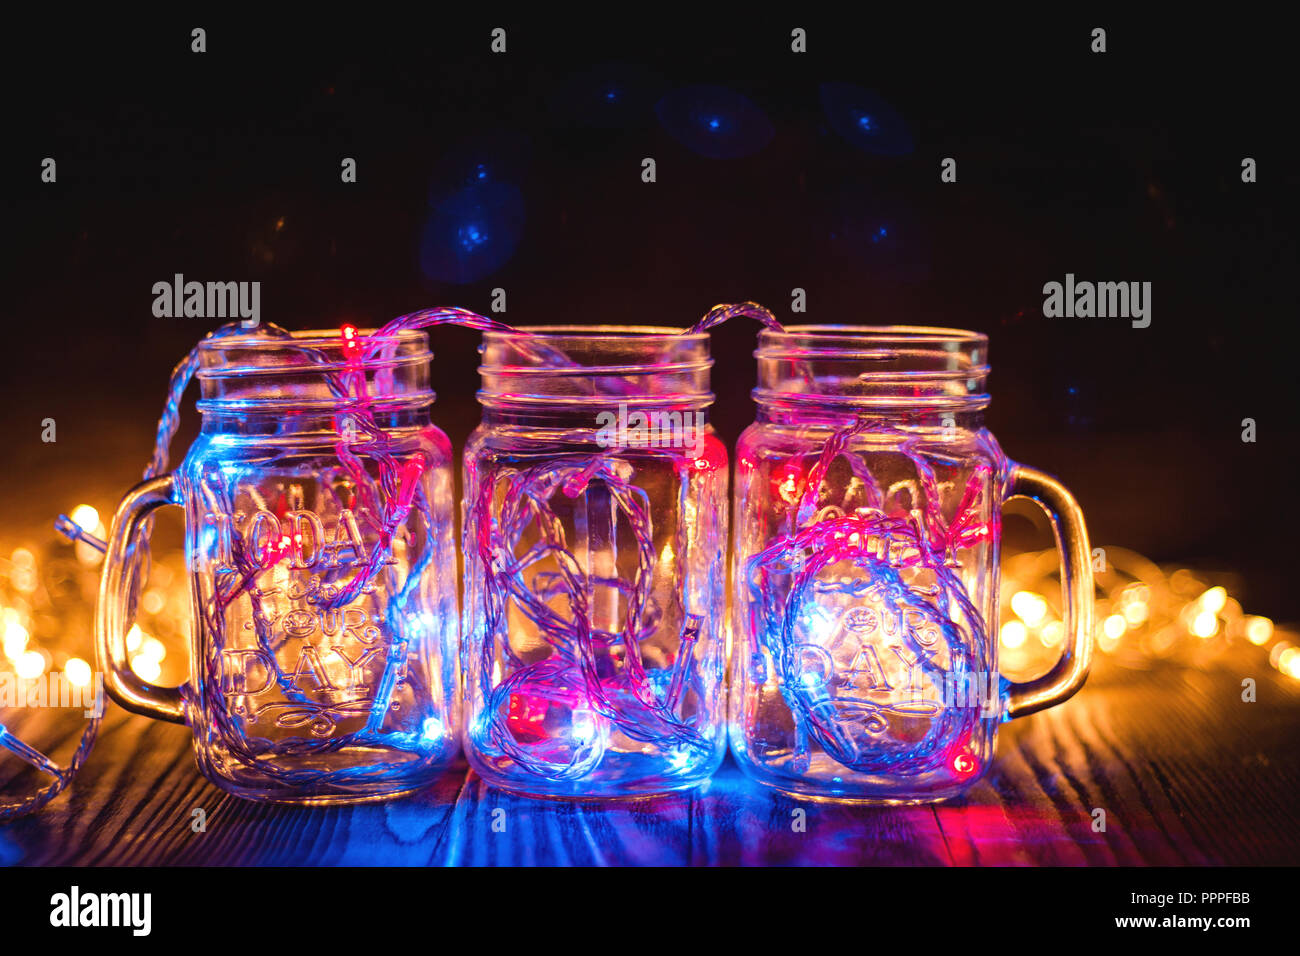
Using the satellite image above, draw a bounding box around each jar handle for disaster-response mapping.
[1001,465,1095,719]
[96,474,188,724]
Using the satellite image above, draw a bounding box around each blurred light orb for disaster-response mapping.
[457,223,489,252]
[15,649,45,680]
[65,658,92,687]
[3,620,30,660]
[131,654,162,683]
[548,62,660,129]
[1278,647,1300,680]
[1123,601,1149,626]
[139,636,166,664]
[819,83,914,155]
[1000,620,1027,649]
[655,84,774,159]
[142,589,166,615]
[1103,614,1127,640]
[70,504,100,533]
[1199,586,1227,614]
[426,130,532,202]
[1191,610,1219,638]
[419,181,524,284]
[1011,591,1048,627]
[1245,616,1274,646]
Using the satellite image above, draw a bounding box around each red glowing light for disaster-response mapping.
[949,745,981,779]
[340,324,361,357]
[506,693,550,742]
[689,433,729,473]
[262,534,293,567]
[771,460,805,505]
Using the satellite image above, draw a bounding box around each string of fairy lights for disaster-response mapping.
[2,302,786,812]
[5,523,1295,740]
[1,309,1296,811]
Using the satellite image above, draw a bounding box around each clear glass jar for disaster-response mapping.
[730,326,1093,803]
[96,329,460,804]
[463,326,729,796]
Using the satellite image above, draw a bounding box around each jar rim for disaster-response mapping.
[482,324,707,341]
[753,324,990,413]
[198,328,429,351]
[758,324,987,345]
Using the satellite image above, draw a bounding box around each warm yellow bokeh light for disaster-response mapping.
[1000,620,1027,649]
[70,504,101,533]
[3,619,30,660]
[1191,610,1218,638]
[1103,614,1127,640]
[1245,616,1274,646]
[1041,621,1065,647]
[1278,647,1300,680]
[142,589,166,615]
[139,636,166,663]
[1199,586,1227,615]
[127,624,144,653]
[131,654,162,682]
[15,649,46,679]
[1123,601,1149,626]
[1122,583,1151,605]
[1011,591,1048,628]
[65,657,92,687]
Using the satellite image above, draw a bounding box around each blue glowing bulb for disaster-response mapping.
[856,113,874,131]
[421,717,444,742]
[706,116,721,130]
[474,164,488,181]
[571,710,597,744]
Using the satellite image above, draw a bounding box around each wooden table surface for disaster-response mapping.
[3,647,1297,866]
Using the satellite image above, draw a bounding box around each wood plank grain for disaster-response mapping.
[689,758,955,865]
[437,772,694,866]
[1,707,465,866]
[933,647,1300,865]
[2,648,1297,866]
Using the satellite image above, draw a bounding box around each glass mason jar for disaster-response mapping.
[730,326,1093,803]
[463,326,729,796]
[96,329,460,804]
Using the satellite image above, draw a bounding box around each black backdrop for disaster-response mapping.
[3,13,1296,617]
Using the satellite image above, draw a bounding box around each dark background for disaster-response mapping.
[3,13,1296,617]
